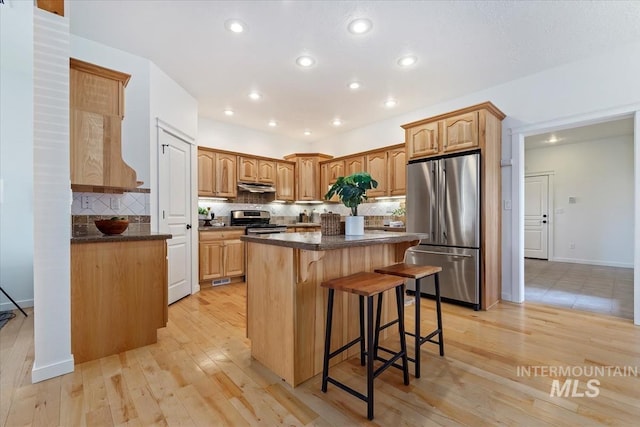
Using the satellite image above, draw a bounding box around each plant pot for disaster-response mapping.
[345,215,364,236]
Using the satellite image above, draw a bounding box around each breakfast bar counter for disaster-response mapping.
[241,231,424,386]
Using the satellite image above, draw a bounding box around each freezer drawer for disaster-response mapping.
[405,245,479,309]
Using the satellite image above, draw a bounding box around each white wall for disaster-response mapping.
[198,117,311,159]
[525,137,634,267]
[0,0,34,310]
[70,36,151,186]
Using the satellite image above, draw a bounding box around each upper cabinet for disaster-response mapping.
[344,156,365,176]
[238,157,276,184]
[388,148,406,196]
[70,58,141,190]
[320,160,344,202]
[284,154,333,201]
[365,151,387,198]
[198,148,237,198]
[403,106,494,161]
[276,162,295,201]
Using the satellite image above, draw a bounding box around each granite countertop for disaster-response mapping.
[284,223,321,227]
[365,226,406,232]
[71,231,172,244]
[241,231,426,251]
[198,225,246,232]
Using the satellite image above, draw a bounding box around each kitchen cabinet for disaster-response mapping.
[344,155,365,175]
[198,148,237,198]
[70,58,141,190]
[71,238,168,364]
[365,150,388,198]
[320,159,344,202]
[388,147,406,196]
[401,102,506,309]
[199,229,245,283]
[276,161,295,201]
[284,154,333,201]
[404,110,479,160]
[238,156,276,184]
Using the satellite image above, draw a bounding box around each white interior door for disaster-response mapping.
[159,129,192,304]
[525,175,549,259]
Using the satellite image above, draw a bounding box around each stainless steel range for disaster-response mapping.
[229,210,287,235]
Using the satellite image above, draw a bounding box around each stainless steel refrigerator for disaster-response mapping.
[406,151,481,310]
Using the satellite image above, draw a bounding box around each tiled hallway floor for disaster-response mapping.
[525,259,634,319]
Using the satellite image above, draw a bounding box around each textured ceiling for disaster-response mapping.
[68,0,640,142]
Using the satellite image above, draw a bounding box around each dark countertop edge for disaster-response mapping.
[71,232,172,244]
[365,226,406,231]
[241,232,424,251]
[284,223,321,227]
[198,226,246,231]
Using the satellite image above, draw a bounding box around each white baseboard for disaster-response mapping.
[551,257,633,269]
[0,298,33,313]
[32,356,74,383]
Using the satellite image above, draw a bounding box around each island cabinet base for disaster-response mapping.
[246,241,413,387]
[71,239,168,364]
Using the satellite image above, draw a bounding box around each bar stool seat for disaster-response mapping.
[321,271,409,420]
[374,263,444,378]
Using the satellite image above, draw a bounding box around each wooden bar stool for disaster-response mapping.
[374,264,444,378]
[321,271,410,420]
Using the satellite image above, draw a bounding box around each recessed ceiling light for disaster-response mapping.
[397,55,418,67]
[248,91,262,101]
[348,81,361,90]
[332,118,343,126]
[347,18,373,35]
[296,55,316,68]
[303,129,312,136]
[223,109,234,116]
[224,19,246,33]
[268,120,278,127]
[384,98,398,108]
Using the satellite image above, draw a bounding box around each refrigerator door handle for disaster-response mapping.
[408,249,473,258]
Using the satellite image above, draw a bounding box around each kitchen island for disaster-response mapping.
[241,231,425,386]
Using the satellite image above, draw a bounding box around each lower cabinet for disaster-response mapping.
[199,230,245,283]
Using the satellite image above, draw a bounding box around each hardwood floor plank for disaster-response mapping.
[1,284,639,426]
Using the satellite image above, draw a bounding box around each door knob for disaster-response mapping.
[186,224,192,229]
[542,220,547,224]
[543,214,547,218]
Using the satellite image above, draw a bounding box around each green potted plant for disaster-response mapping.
[324,172,378,235]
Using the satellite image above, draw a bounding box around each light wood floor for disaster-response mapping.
[2,283,639,426]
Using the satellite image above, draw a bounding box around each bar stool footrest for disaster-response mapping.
[326,377,367,403]
[328,336,362,361]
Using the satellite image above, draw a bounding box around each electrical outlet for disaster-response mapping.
[110,197,120,210]
[569,242,575,249]
[81,195,90,209]
[503,200,512,210]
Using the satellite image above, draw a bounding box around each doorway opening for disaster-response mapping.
[522,118,634,319]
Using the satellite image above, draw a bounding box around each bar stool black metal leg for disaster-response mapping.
[366,295,375,420]
[373,293,383,359]
[395,284,410,385]
[359,295,365,366]
[434,273,444,356]
[322,289,335,393]
[414,278,422,378]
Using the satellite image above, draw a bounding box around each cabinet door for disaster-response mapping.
[199,241,224,281]
[216,153,237,198]
[366,151,387,197]
[198,149,215,196]
[297,158,319,200]
[224,240,245,277]
[258,160,276,184]
[238,156,258,182]
[407,121,440,159]
[442,111,478,153]
[321,160,344,202]
[276,162,295,201]
[344,156,365,175]
[388,148,406,196]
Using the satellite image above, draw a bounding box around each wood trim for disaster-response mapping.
[284,153,333,161]
[70,184,149,194]
[70,58,131,87]
[401,101,506,129]
[36,0,64,16]
[318,143,405,165]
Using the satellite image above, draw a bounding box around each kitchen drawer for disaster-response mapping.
[199,230,245,241]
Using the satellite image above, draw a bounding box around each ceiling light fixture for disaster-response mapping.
[223,109,234,116]
[347,18,373,35]
[224,19,246,33]
[268,120,278,127]
[397,55,418,67]
[303,129,312,136]
[248,91,262,100]
[296,55,316,68]
[348,81,361,90]
[384,98,398,108]
[332,118,342,126]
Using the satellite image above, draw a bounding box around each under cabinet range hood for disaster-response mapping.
[237,182,276,193]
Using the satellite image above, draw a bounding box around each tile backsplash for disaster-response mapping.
[72,192,150,216]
